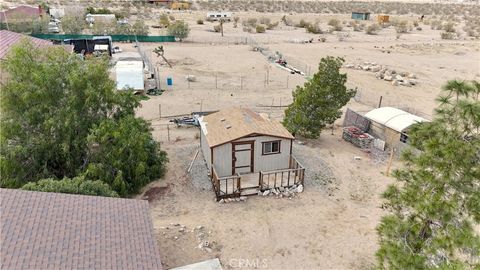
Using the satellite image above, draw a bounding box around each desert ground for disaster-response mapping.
[130,8,478,269]
[3,0,479,269]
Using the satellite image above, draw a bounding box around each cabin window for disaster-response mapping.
[216,15,221,17]
[400,133,408,143]
[262,141,281,155]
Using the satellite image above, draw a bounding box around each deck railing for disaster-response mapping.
[259,156,305,190]
[212,167,241,200]
[211,155,305,201]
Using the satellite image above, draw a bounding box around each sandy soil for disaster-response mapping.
[119,9,480,270]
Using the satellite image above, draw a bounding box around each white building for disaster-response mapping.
[114,52,144,92]
[206,11,232,21]
[364,107,428,147]
[199,108,305,200]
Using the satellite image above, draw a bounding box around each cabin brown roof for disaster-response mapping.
[0,30,52,59]
[0,188,163,270]
[200,107,294,147]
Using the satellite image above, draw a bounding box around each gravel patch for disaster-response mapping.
[178,145,212,191]
[293,143,337,193]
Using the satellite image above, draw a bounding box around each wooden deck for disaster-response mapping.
[211,156,305,201]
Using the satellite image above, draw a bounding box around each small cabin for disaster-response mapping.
[206,11,232,21]
[364,107,427,150]
[351,12,370,20]
[199,108,305,201]
[170,2,190,10]
[377,15,390,24]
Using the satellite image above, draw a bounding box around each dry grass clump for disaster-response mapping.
[306,23,323,34]
[365,23,380,35]
[256,25,266,33]
[328,19,342,31]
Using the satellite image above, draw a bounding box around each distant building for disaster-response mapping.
[206,11,233,21]
[377,15,390,24]
[85,13,116,24]
[351,11,370,20]
[170,1,191,10]
[115,52,145,93]
[0,5,43,23]
[48,7,65,19]
[0,188,163,269]
[364,107,428,148]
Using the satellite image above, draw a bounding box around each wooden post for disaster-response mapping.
[286,75,289,89]
[386,148,395,176]
[158,104,162,118]
[378,96,383,108]
[215,73,218,89]
[167,124,170,142]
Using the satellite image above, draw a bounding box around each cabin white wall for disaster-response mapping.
[237,136,291,172]
[212,143,232,177]
[212,136,291,177]
[200,129,211,172]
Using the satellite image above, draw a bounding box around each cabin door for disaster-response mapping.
[232,141,254,175]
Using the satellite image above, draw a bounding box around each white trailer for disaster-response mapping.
[115,60,144,92]
[206,12,233,21]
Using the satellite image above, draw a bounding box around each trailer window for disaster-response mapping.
[400,133,408,143]
[262,141,281,155]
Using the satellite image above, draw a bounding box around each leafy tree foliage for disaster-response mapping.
[283,56,355,138]
[131,20,149,36]
[377,80,480,269]
[22,177,118,197]
[0,41,167,196]
[84,116,167,196]
[167,20,190,41]
[62,15,84,34]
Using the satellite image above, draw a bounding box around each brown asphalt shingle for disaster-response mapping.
[0,188,162,270]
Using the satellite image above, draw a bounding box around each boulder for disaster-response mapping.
[296,185,304,193]
[371,66,381,72]
[239,196,247,201]
[345,64,355,68]
[375,72,384,79]
[263,190,270,196]
[395,75,404,81]
[409,79,418,85]
[391,80,399,86]
[384,75,393,81]
[408,73,417,79]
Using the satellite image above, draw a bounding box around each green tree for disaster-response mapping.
[0,41,167,196]
[62,15,84,34]
[376,80,480,269]
[167,20,190,41]
[22,177,118,197]
[84,116,168,195]
[283,56,355,138]
[131,19,149,36]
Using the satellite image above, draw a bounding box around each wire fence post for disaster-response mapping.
[158,104,161,118]
[167,124,170,142]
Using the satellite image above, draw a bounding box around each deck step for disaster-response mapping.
[240,188,259,196]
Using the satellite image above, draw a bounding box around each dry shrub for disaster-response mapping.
[306,23,323,34]
[259,17,271,25]
[365,23,380,35]
[256,25,266,33]
[266,21,279,30]
[394,20,409,33]
[441,31,455,39]
[328,19,342,31]
[197,19,204,25]
[296,19,309,28]
[213,24,221,32]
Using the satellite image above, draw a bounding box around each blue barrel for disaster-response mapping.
[166,77,173,86]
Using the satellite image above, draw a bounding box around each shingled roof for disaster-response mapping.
[200,107,294,147]
[0,30,52,59]
[0,189,163,270]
